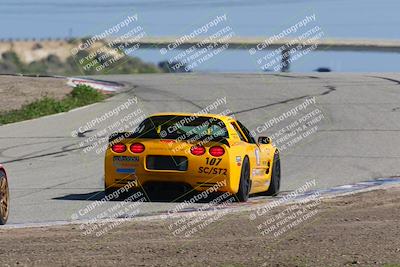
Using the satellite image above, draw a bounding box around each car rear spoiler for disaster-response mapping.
[109,132,230,147]
[109,132,137,144]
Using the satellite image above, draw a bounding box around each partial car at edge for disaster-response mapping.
[0,164,9,225]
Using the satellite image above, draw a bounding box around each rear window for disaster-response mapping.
[134,115,228,140]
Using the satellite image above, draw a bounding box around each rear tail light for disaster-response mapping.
[209,146,225,157]
[112,143,126,153]
[190,145,206,156]
[130,143,145,153]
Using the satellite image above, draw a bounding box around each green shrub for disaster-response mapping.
[69,84,104,103]
[0,84,106,125]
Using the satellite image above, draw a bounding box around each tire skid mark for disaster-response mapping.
[0,139,70,160]
[133,85,205,110]
[0,145,88,164]
[229,84,336,116]
[271,74,320,79]
[321,85,336,95]
[0,136,87,162]
[228,95,310,115]
[368,75,400,85]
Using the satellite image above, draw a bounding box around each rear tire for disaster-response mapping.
[0,171,9,225]
[235,157,251,202]
[263,150,281,196]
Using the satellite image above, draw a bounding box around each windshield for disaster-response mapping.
[134,115,228,140]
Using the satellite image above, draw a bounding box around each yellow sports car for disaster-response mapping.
[104,113,280,202]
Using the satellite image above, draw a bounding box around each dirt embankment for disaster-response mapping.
[0,40,120,64]
[0,40,75,64]
[1,186,400,266]
[0,75,71,112]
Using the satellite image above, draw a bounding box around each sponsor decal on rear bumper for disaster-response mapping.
[113,156,139,162]
[113,156,140,168]
[116,168,136,174]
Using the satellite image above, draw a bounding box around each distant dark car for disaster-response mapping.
[315,67,331,72]
[158,61,192,73]
[0,164,9,225]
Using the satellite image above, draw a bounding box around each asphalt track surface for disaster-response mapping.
[1,73,399,225]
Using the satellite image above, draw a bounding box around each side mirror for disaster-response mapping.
[258,136,271,144]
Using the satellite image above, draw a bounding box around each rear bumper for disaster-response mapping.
[105,172,232,193]
[104,147,242,194]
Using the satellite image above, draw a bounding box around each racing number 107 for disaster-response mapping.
[199,157,226,175]
[205,157,221,166]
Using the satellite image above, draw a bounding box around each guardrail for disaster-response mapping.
[105,36,400,53]
[2,37,400,53]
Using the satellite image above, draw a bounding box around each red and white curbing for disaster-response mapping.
[67,77,124,94]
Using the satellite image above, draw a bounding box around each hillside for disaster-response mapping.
[0,39,162,75]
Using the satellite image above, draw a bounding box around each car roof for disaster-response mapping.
[148,112,235,122]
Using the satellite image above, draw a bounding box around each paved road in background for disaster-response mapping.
[1,73,399,224]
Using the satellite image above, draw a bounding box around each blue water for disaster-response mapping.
[1,0,399,72]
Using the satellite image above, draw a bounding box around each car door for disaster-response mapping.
[231,120,268,188]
